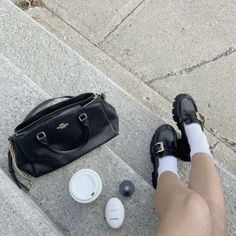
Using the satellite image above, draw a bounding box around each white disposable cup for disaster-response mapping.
[69,169,102,203]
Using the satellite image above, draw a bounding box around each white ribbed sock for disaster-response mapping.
[184,123,212,158]
[158,155,178,179]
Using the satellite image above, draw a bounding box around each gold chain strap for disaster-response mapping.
[8,139,33,188]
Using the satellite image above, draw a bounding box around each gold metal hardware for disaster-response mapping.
[155,142,165,153]
[83,94,97,107]
[79,113,88,122]
[36,131,46,141]
[56,123,69,130]
[196,112,205,124]
[8,139,32,189]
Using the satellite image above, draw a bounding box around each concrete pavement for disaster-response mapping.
[1,0,236,235]
[29,0,236,154]
[0,51,158,235]
[0,166,63,236]
[23,2,236,175]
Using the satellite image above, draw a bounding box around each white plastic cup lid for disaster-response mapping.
[69,169,102,203]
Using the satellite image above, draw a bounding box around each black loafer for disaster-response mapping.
[172,94,205,162]
[150,124,178,189]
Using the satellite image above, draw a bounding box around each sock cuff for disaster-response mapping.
[189,133,212,157]
[157,155,178,181]
[184,123,212,159]
[158,170,179,181]
[190,148,212,157]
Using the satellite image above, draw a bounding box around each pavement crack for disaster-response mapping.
[40,1,98,45]
[147,47,236,85]
[209,141,219,153]
[98,0,147,45]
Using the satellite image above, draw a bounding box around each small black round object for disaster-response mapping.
[119,180,135,197]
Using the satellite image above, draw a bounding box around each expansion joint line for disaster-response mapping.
[147,47,236,84]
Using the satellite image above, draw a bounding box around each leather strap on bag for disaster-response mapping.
[24,96,73,122]
[36,113,90,153]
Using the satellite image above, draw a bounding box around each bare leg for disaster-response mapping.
[189,153,226,236]
[170,93,226,235]
[156,171,212,236]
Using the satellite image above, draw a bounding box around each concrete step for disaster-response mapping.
[20,5,236,177]
[2,0,235,184]
[0,168,64,236]
[0,0,236,235]
[1,0,165,186]
[0,53,157,235]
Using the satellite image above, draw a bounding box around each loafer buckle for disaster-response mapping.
[196,112,205,124]
[155,142,164,153]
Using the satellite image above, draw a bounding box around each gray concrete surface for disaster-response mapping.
[99,0,236,150]
[218,168,236,236]
[0,54,50,170]
[0,0,165,184]
[29,146,157,236]
[0,168,64,236]
[41,0,146,43]
[22,5,236,176]
[100,0,236,82]
[31,0,236,157]
[2,0,235,184]
[1,0,236,235]
[23,6,172,122]
[0,53,157,236]
[151,52,236,142]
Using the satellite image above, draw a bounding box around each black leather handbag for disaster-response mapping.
[8,93,119,190]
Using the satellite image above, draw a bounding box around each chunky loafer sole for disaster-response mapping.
[150,128,160,189]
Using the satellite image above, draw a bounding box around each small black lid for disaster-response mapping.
[119,180,135,197]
